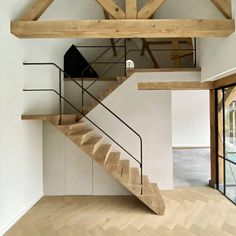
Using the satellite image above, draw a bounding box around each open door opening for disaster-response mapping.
[172,90,211,187]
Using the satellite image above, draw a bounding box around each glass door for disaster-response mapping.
[217,84,236,204]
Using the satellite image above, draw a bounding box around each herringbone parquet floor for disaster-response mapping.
[5,187,236,236]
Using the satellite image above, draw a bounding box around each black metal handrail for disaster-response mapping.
[23,62,143,194]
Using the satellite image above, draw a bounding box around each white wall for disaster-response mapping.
[172,90,210,148]
[0,0,109,234]
[200,1,236,81]
[0,1,44,234]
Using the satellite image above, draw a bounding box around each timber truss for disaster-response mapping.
[11,0,235,38]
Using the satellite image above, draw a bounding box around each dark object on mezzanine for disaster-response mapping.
[64,45,98,79]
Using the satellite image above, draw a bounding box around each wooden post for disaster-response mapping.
[209,89,217,187]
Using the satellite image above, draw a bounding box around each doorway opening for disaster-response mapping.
[172,90,211,187]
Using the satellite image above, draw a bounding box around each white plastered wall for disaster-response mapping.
[199,1,236,81]
[172,91,210,148]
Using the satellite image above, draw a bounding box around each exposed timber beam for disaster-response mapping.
[103,10,117,56]
[138,81,214,90]
[126,0,137,19]
[20,0,54,21]
[96,0,125,19]
[141,38,159,68]
[138,0,166,19]
[171,39,181,67]
[211,0,232,19]
[214,74,236,88]
[11,19,235,39]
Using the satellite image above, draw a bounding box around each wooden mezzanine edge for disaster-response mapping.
[138,72,236,90]
[138,81,214,90]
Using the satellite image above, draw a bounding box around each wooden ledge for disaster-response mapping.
[138,81,214,90]
[128,68,201,73]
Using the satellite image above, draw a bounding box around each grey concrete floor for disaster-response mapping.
[173,148,210,187]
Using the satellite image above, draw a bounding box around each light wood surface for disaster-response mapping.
[211,0,232,19]
[126,0,137,19]
[138,81,214,90]
[210,89,217,186]
[96,0,125,19]
[11,19,235,38]
[138,0,166,19]
[5,187,236,236]
[20,0,54,21]
[214,73,236,88]
[141,38,159,68]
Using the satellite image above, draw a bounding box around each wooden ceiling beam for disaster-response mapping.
[126,0,137,19]
[141,38,159,68]
[96,0,125,19]
[138,0,166,19]
[103,10,117,56]
[11,19,235,39]
[20,0,54,21]
[210,0,232,19]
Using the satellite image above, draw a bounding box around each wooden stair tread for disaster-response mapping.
[81,136,103,155]
[69,127,93,136]
[93,144,112,164]
[58,121,86,132]
[105,152,120,166]
[83,136,102,145]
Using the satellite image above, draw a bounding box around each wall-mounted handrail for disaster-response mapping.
[23,62,143,194]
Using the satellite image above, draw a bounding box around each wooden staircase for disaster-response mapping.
[48,115,165,215]
[22,74,166,215]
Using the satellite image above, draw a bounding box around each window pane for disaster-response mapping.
[224,86,236,164]
[225,160,236,203]
[218,156,224,193]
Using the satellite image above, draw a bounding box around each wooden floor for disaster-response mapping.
[5,187,236,236]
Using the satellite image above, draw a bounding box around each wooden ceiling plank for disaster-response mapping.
[138,0,166,19]
[20,0,54,21]
[96,0,125,19]
[211,0,232,19]
[126,0,137,19]
[11,19,235,39]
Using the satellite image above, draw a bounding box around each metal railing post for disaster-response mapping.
[59,69,62,125]
[124,38,127,77]
[194,37,197,68]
